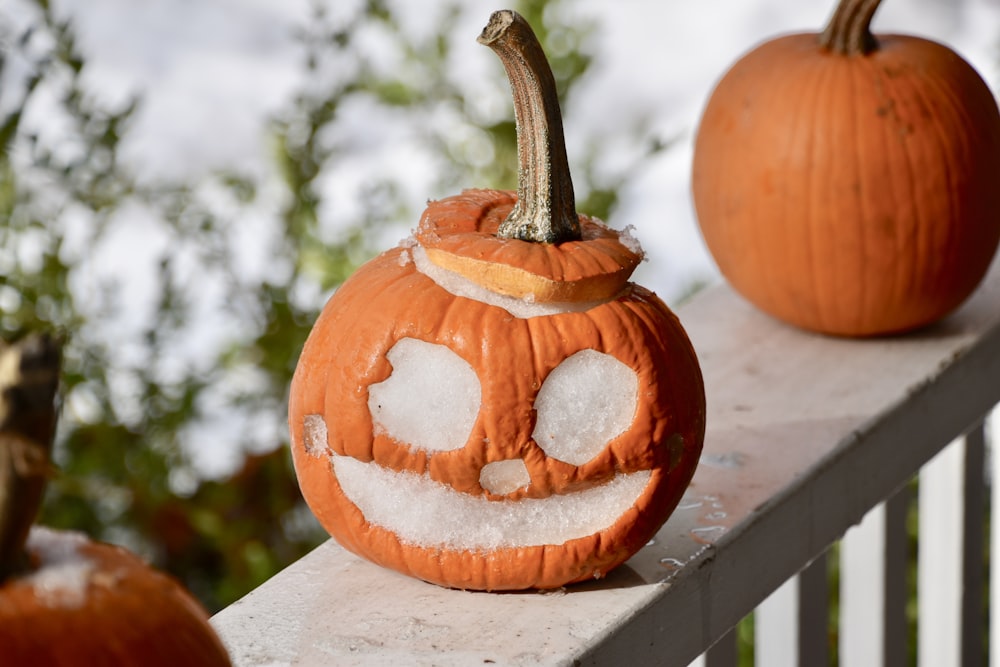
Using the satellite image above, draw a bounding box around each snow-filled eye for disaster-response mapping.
[368,338,481,452]
[532,350,639,465]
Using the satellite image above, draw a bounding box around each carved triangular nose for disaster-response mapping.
[479,458,531,495]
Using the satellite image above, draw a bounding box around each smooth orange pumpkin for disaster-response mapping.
[0,335,231,667]
[288,10,705,591]
[692,0,1000,336]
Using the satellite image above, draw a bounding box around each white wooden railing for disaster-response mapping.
[211,255,1000,666]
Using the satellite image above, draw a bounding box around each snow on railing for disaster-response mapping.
[211,257,1000,666]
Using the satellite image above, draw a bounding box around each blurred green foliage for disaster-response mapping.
[0,0,667,611]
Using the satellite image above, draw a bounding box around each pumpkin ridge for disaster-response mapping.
[832,49,869,332]
[892,55,936,329]
[848,56,877,331]
[759,39,822,326]
[874,47,979,330]
[866,52,917,329]
[897,56,949,326]
[809,53,836,331]
[924,59,1000,313]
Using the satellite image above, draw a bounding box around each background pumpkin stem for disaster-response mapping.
[479,10,582,244]
[819,0,882,55]
[0,335,60,580]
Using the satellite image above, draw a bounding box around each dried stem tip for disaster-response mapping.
[479,10,581,244]
[0,334,61,581]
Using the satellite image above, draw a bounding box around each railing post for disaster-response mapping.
[918,425,986,667]
[961,424,986,667]
[992,415,1000,667]
[839,488,910,667]
[755,554,828,667]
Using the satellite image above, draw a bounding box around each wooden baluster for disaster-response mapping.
[840,490,909,666]
[755,554,829,666]
[919,426,986,667]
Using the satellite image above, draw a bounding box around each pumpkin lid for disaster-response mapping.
[414,10,642,304]
[415,189,642,302]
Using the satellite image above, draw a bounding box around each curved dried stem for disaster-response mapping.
[820,0,882,55]
[479,10,581,244]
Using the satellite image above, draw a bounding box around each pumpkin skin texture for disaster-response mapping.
[289,193,705,591]
[0,528,232,667]
[691,4,1000,336]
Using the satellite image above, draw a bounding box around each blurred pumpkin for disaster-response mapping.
[692,0,1000,336]
[0,335,231,667]
[288,10,705,591]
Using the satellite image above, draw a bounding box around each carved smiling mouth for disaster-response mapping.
[331,451,651,552]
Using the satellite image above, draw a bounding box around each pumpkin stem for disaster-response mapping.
[0,334,60,581]
[820,0,882,55]
[479,10,581,244]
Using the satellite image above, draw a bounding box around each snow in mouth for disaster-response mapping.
[332,451,651,551]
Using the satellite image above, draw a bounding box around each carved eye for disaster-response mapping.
[532,350,639,465]
[368,338,481,452]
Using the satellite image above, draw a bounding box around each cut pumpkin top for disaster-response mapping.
[415,189,643,303]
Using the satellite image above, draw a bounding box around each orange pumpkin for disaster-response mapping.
[1,529,233,666]
[691,0,1000,336]
[288,11,705,590]
[0,335,231,667]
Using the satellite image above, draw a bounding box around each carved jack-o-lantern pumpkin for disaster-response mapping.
[288,10,705,590]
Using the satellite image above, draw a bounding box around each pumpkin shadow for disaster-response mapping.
[562,563,650,592]
[890,311,977,341]
[845,312,971,342]
[469,563,651,598]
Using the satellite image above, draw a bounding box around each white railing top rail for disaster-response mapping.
[211,257,1000,667]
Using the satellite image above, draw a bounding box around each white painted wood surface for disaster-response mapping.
[212,258,1000,667]
[755,554,827,667]
[755,574,799,667]
[841,503,888,666]
[918,427,987,667]
[918,439,965,667]
[839,488,909,667]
